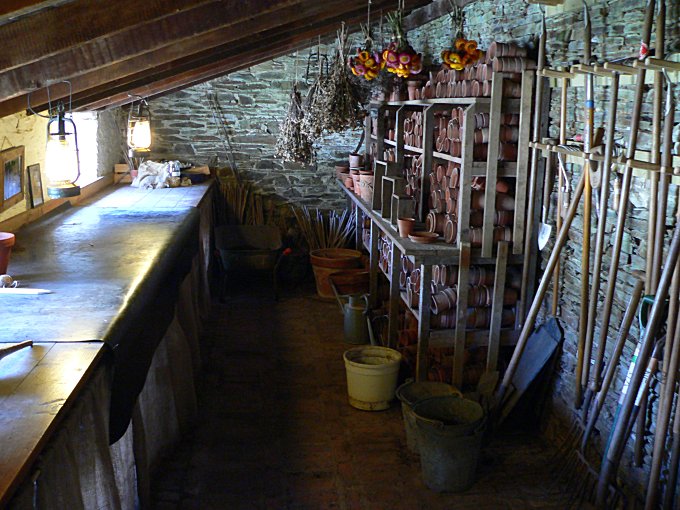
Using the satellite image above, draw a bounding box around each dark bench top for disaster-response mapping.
[0,181,213,506]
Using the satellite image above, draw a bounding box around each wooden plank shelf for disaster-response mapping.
[352,72,534,387]
[404,144,424,154]
[340,181,522,265]
[429,328,520,348]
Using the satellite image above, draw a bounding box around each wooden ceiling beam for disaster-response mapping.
[0,1,72,25]
[21,0,425,113]
[0,0,290,73]
[78,1,431,110]
[0,0,368,107]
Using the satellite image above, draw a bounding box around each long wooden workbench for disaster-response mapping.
[0,181,214,508]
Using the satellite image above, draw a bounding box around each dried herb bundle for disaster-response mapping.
[312,23,366,134]
[292,205,356,251]
[276,84,315,164]
[300,72,327,140]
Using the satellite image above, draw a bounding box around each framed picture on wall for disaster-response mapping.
[0,146,25,212]
[27,164,44,208]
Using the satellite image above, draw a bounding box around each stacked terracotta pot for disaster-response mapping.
[402,111,424,149]
[425,158,515,246]
[433,108,520,161]
[377,233,392,274]
[427,264,522,330]
[401,42,534,101]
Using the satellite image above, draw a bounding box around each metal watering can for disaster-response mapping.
[329,279,371,345]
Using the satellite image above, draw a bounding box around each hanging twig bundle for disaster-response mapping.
[276,84,315,164]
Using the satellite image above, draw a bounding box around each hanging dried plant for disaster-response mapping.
[300,68,328,140]
[276,84,315,164]
[440,3,483,71]
[382,8,422,78]
[314,23,366,133]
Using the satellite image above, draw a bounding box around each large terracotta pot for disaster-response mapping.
[310,248,363,299]
[0,232,16,274]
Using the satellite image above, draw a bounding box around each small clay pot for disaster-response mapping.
[0,232,16,274]
[397,218,415,238]
[431,291,452,314]
[444,217,457,244]
[499,143,518,161]
[349,153,364,168]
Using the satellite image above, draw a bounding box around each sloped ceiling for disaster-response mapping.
[0,0,473,117]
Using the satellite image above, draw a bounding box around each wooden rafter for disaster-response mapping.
[0,0,436,117]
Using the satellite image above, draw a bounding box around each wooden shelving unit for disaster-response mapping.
[346,70,537,388]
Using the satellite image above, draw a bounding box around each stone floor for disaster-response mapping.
[151,275,574,509]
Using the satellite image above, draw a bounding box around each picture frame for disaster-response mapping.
[27,163,44,208]
[0,145,25,212]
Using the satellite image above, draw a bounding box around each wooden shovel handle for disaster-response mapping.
[0,340,33,361]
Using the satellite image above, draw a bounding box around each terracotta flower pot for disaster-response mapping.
[310,248,363,299]
[397,218,416,238]
[0,232,15,274]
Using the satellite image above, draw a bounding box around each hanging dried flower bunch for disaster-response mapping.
[382,8,422,78]
[301,59,328,140]
[276,84,315,164]
[314,23,366,133]
[440,3,483,71]
[348,24,383,81]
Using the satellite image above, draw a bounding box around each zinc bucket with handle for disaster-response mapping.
[343,346,401,411]
[412,396,485,492]
[395,380,462,453]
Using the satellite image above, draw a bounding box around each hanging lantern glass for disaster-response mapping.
[127,98,151,154]
[45,105,81,198]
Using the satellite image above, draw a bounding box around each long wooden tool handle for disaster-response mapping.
[552,78,569,316]
[594,0,655,419]
[596,194,680,507]
[582,72,621,419]
[581,278,644,453]
[576,72,595,408]
[664,388,680,509]
[497,171,586,406]
[645,66,675,510]
[519,16,547,324]
[0,340,33,361]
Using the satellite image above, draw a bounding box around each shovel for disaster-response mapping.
[538,139,557,250]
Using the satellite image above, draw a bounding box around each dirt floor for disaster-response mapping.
[151,274,574,509]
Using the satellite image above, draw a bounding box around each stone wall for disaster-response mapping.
[148,47,365,210]
[149,0,680,489]
[0,110,121,223]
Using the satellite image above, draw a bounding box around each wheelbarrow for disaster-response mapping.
[214,224,283,300]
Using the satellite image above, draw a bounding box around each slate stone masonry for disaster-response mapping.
[149,1,680,493]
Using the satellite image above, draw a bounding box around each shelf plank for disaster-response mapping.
[513,70,535,255]
[429,328,520,348]
[482,73,504,257]
[403,144,424,153]
[453,243,471,388]
[339,180,524,265]
[387,246,401,348]
[416,263,433,381]
[487,241,509,372]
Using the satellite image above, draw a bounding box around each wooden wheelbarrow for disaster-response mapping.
[214,225,283,300]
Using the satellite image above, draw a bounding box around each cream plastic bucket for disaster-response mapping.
[343,346,402,411]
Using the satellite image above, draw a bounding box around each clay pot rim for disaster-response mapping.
[0,232,15,247]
